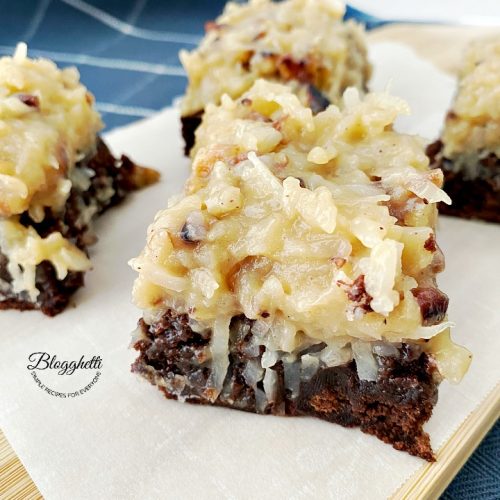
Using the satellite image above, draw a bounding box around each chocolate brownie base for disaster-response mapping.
[0,258,83,316]
[296,354,437,461]
[181,111,203,156]
[427,140,500,223]
[0,138,158,316]
[132,311,439,461]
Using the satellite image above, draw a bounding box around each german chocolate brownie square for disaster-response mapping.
[130,80,471,460]
[0,44,158,316]
[178,0,371,153]
[427,36,500,223]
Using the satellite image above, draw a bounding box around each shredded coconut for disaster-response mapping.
[180,0,371,117]
[132,80,469,384]
[442,36,500,158]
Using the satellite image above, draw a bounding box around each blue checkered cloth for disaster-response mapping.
[0,1,498,497]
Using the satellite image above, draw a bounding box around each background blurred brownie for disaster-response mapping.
[0,44,158,316]
[179,0,371,154]
[427,36,500,223]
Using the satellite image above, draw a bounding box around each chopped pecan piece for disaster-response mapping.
[411,287,449,326]
[18,94,40,109]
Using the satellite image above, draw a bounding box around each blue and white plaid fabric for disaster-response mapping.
[0,0,228,129]
[0,1,497,498]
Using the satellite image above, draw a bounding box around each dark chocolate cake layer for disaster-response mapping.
[0,258,83,316]
[427,140,500,223]
[132,310,439,461]
[181,112,203,156]
[0,139,157,316]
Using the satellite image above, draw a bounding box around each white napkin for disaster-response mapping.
[348,0,500,25]
[0,43,499,500]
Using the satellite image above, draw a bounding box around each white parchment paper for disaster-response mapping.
[0,43,499,500]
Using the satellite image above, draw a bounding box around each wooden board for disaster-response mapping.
[0,431,41,500]
[393,384,500,499]
[1,23,499,500]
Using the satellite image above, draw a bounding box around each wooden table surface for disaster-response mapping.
[0,431,40,500]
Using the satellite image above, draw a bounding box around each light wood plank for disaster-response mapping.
[392,384,500,499]
[0,430,42,499]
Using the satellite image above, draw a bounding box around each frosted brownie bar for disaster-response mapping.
[427,37,500,222]
[131,81,471,460]
[0,44,158,316]
[179,0,371,153]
